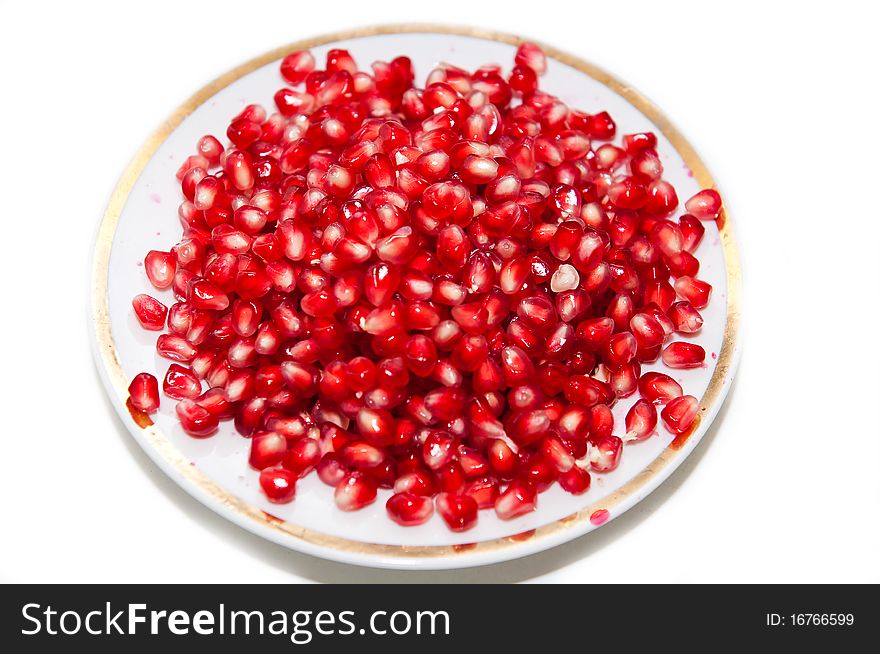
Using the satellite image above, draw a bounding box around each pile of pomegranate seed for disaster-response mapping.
[128,42,720,530]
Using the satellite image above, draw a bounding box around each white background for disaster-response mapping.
[1,0,878,583]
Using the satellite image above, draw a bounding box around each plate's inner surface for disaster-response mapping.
[101,30,731,549]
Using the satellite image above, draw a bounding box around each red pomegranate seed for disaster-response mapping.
[494,480,537,520]
[514,42,547,75]
[684,189,722,220]
[387,492,434,526]
[662,341,706,368]
[260,467,297,503]
[668,301,704,333]
[679,214,705,252]
[128,373,160,413]
[625,399,658,442]
[674,276,713,309]
[589,434,622,472]
[156,334,197,362]
[661,395,699,434]
[163,363,201,400]
[130,41,717,528]
[132,294,168,331]
[144,250,176,289]
[249,431,288,470]
[282,438,321,477]
[175,399,219,437]
[435,492,478,531]
[638,371,683,404]
[394,470,435,497]
[558,466,591,495]
[334,472,378,511]
[316,454,349,486]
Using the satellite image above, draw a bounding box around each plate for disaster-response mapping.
[90,25,741,569]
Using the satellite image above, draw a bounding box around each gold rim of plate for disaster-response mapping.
[91,24,742,562]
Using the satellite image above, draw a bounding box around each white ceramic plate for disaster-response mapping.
[90,26,741,569]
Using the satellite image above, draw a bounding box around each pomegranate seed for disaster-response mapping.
[249,432,288,470]
[317,454,349,486]
[679,214,705,252]
[144,250,176,289]
[132,294,168,331]
[684,189,722,220]
[175,399,219,437]
[541,434,575,472]
[435,492,478,531]
[422,431,455,470]
[589,434,622,472]
[558,466,591,495]
[259,468,297,503]
[280,438,321,478]
[668,301,704,333]
[662,341,706,368]
[128,373,159,413]
[163,363,202,400]
[386,492,434,526]
[494,481,537,520]
[334,472,378,511]
[156,334,197,362]
[394,470,435,497]
[638,371,683,404]
[514,42,547,75]
[130,43,716,528]
[625,399,658,442]
[463,476,499,508]
[661,395,700,434]
[674,276,713,309]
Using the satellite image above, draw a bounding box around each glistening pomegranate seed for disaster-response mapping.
[126,41,719,531]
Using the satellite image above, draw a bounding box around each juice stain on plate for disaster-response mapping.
[669,413,702,450]
[126,398,154,428]
[507,529,536,542]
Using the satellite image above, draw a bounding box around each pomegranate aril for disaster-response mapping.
[514,42,547,75]
[132,294,168,331]
[674,276,712,309]
[609,361,640,398]
[156,334,197,362]
[249,431,288,470]
[283,438,322,477]
[394,469,435,497]
[565,375,612,407]
[463,476,499,508]
[684,189,722,220]
[422,431,455,470]
[316,454,348,486]
[334,472,378,511]
[128,373,160,413]
[387,492,435,526]
[436,492,478,531]
[175,399,219,437]
[541,434,575,472]
[280,50,316,84]
[163,364,202,400]
[494,480,537,520]
[679,214,705,252]
[661,395,699,434]
[668,301,704,334]
[589,434,622,472]
[662,341,706,368]
[638,371,683,404]
[259,468,297,503]
[144,250,176,289]
[625,399,658,442]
